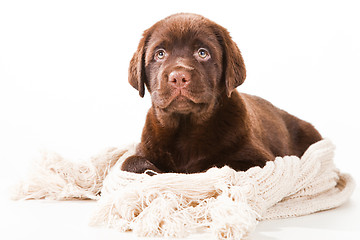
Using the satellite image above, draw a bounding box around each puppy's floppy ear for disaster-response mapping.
[128,30,151,98]
[214,25,246,97]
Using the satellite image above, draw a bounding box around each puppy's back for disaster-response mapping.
[240,93,322,158]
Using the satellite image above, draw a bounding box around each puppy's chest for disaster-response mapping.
[169,134,214,173]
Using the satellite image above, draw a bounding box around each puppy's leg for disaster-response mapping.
[121,156,162,175]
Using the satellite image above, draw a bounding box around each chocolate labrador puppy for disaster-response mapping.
[121,13,322,174]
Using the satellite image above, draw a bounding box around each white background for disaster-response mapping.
[0,0,359,239]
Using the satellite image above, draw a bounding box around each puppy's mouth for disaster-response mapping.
[154,91,208,114]
[168,96,201,113]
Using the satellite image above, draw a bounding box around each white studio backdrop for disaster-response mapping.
[0,0,359,239]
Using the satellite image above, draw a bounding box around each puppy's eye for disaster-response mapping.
[197,48,210,60]
[155,49,166,61]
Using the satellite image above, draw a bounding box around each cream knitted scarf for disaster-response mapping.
[13,139,355,239]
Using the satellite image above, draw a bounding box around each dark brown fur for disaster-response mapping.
[122,13,322,174]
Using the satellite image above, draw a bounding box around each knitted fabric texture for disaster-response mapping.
[13,139,355,239]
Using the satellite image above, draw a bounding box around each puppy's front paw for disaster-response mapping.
[121,156,162,175]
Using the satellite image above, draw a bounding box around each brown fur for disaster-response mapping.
[122,13,322,174]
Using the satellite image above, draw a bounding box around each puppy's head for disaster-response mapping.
[129,13,246,117]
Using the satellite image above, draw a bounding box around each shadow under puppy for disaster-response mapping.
[122,13,322,174]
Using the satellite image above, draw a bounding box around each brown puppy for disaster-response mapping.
[121,13,322,174]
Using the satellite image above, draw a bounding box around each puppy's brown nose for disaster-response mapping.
[168,70,191,88]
